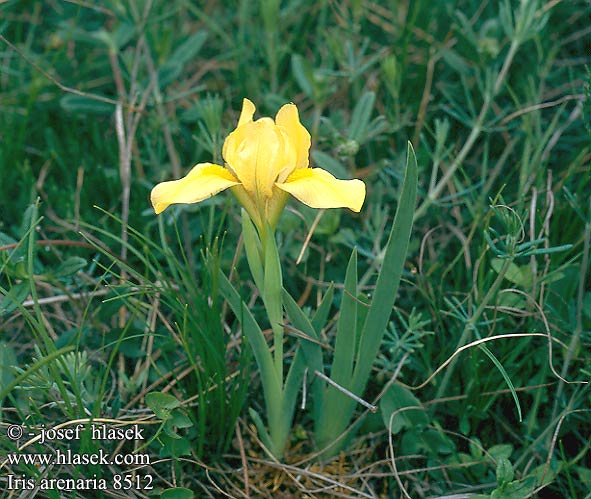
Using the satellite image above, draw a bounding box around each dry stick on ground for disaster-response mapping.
[387,406,418,499]
[111,41,153,279]
[113,0,155,262]
[113,35,159,410]
[540,408,591,489]
[412,46,437,147]
[108,0,155,397]
[235,421,250,498]
[234,452,378,499]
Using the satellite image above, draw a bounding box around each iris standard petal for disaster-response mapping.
[223,118,296,199]
[276,168,366,213]
[223,120,267,196]
[222,99,256,168]
[238,98,256,127]
[151,163,239,214]
[275,103,311,172]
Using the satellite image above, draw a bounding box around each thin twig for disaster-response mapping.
[234,421,250,498]
[0,34,124,108]
[0,239,96,253]
[314,370,377,413]
[296,209,324,265]
[500,93,584,124]
[413,332,588,393]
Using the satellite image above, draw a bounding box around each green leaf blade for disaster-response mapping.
[352,142,418,394]
[331,247,358,386]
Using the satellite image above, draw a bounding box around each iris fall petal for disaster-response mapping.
[151,163,239,214]
[276,168,366,213]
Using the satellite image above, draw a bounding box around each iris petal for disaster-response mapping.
[276,168,366,213]
[222,98,256,173]
[151,163,239,214]
[275,103,311,172]
[151,98,366,222]
[223,118,297,199]
[238,98,256,127]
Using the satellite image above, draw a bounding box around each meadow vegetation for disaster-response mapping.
[1,1,590,497]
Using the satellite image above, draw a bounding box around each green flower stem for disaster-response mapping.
[218,269,285,456]
[261,224,284,381]
[240,213,291,456]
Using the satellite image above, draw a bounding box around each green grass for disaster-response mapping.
[1,0,590,497]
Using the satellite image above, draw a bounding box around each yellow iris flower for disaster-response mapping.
[151,98,366,229]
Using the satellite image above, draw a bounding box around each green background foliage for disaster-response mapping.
[1,0,590,497]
